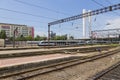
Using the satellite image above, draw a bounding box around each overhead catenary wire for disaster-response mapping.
[91,0,104,7]
[91,0,120,16]
[0,16,48,23]
[0,1,76,26]
[0,7,57,20]
[48,3,120,26]
[104,0,120,15]
[0,16,48,29]
[0,7,75,28]
[92,0,119,30]
[13,0,75,25]
[105,0,112,4]
[13,0,71,16]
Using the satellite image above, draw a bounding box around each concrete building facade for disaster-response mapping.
[0,23,34,38]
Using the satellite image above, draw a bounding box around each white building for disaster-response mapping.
[0,23,34,38]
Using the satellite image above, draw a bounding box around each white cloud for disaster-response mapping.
[104,18,120,29]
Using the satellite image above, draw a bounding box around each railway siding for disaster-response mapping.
[0,56,81,78]
[25,48,120,80]
[0,47,119,79]
[0,45,116,59]
[91,60,120,80]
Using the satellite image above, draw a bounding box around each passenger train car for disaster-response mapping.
[37,40,84,46]
[27,40,112,46]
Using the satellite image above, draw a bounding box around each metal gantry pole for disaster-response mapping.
[13,27,18,48]
[48,3,120,43]
[48,3,120,26]
[13,30,15,48]
[48,25,50,45]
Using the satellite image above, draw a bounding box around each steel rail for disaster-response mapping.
[91,59,120,80]
[0,48,120,80]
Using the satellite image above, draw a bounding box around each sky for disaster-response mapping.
[0,0,120,39]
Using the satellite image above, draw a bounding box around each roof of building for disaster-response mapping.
[0,23,27,26]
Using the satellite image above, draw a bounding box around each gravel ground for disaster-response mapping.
[28,50,120,80]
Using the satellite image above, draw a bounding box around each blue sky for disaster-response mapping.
[0,0,120,38]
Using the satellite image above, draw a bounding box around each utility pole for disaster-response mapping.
[13,27,18,48]
[48,25,50,45]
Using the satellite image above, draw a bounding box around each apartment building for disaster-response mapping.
[0,23,34,38]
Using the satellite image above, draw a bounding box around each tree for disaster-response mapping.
[69,36,74,40]
[20,35,26,41]
[50,31,56,39]
[52,34,67,40]
[0,30,7,39]
[40,36,47,40]
[0,30,7,47]
[25,35,33,41]
[34,35,40,41]
[16,35,26,41]
[34,35,47,41]
[9,37,13,41]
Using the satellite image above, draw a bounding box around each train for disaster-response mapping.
[37,40,84,46]
[27,40,114,46]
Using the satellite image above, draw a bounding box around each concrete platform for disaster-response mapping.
[0,53,87,77]
[0,54,81,68]
[0,45,113,58]
[0,45,108,53]
[0,47,119,77]
[0,47,118,69]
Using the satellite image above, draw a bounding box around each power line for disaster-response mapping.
[91,0,120,16]
[13,0,70,16]
[105,0,112,4]
[105,0,120,15]
[0,7,74,26]
[0,16,47,23]
[0,7,57,20]
[91,0,104,7]
[0,16,50,29]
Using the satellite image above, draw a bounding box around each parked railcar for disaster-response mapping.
[37,40,85,46]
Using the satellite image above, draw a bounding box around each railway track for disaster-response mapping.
[91,59,120,80]
[0,48,120,80]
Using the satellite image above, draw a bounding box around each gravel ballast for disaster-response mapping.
[28,49,120,80]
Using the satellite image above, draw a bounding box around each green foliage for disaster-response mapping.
[0,30,6,47]
[6,34,69,41]
[0,30,7,39]
[15,35,26,41]
[34,35,40,41]
[25,35,33,41]
[34,35,47,41]
[15,35,33,41]
[52,34,67,40]
[11,34,47,41]
[9,37,13,41]
[69,36,74,40]
[109,43,120,47]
